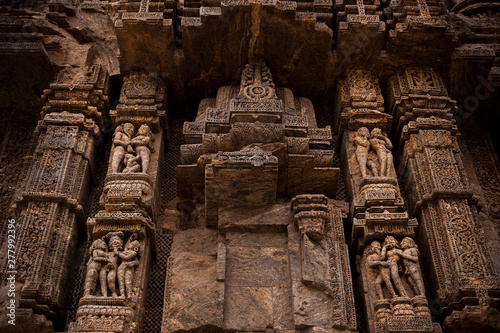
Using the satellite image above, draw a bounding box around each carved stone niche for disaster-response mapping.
[100,121,163,219]
[162,196,356,333]
[359,236,442,333]
[339,120,404,212]
[72,214,154,333]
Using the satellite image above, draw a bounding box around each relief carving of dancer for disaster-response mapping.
[130,124,154,173]
[111,123,135,173]
[83,238,108,297]
[118,233,141,298]
[366,241,396,299]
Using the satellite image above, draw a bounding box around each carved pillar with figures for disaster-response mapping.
[69,72,166,333]
[335,70,441,333]
[387,67,500,333]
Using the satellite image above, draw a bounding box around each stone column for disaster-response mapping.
[0,64,109,331]
[387,67,500,332]
[335,70,441,333]
[69,72,166,333]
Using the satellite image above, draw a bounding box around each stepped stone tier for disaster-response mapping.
[0,1,499,333]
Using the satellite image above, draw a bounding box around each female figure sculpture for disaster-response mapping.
[122,152,141,173]
[369,128,393,177]
[354,127,371,178]
[118,233,141,298]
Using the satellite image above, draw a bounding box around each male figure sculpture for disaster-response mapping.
[382,236,408,297]
[369,128,393,177]
[104,231,124,297]
[131,124,154,173]
[366,241,396,299]
[399,237,425,296]
[83,238,108,297]
[111,123,135,173]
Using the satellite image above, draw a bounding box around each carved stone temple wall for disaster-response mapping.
[0,1,499,333]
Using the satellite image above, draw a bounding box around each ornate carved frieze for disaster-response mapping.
[177,0,333,39]
[387,66,456,136]
[387,67,500,333]
[1,64,110,331]
[111,72,167,131]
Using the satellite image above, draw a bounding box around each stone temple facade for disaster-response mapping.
[0,1,499,333]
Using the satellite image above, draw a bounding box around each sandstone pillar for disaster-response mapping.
[335,70,441,333]
[69,72,166,333]
[0,64,109,332]
[387,67,500,332]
